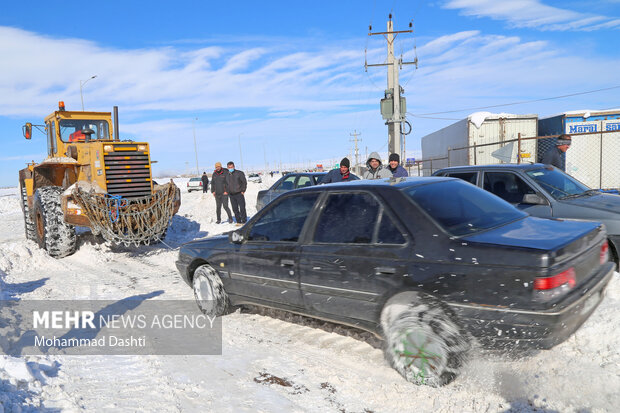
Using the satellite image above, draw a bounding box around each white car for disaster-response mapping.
[187,177,204,192]
[248,173,262,183]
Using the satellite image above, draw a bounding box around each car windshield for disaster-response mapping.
[403,180,527,236]
[525,167,591,200]
[59,119,110,142]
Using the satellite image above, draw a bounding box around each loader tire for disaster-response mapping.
[33,186,77,258]
[20,183,36,241]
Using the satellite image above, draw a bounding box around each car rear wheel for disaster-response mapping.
[193,264,231,317]
[380,291,469,387]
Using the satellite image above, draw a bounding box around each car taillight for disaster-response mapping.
[600,241,609,264]
[199,182,202,186]
[534,268,576,290]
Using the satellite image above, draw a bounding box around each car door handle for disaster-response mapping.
[281,259,295,267]
[375,266,396,275]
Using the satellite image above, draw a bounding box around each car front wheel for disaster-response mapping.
[380,291,469,387]
[193,264,231,317]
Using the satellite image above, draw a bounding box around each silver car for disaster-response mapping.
[434,163,620,268]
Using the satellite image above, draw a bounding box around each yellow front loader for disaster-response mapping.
[19,102,180,257]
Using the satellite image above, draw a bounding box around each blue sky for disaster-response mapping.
[1,0,619,186]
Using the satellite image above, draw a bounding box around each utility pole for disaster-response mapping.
[366,14,417,160]
[349,130,362,174]
[192,118,199,175]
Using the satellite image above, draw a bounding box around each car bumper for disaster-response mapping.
[448,262,615,350]
[175,251,194,287]
[608,234,620,262]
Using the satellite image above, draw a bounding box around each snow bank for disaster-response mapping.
[0,176,619,412]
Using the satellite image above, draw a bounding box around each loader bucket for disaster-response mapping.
[72,181,180,246]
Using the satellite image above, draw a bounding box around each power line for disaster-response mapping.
[413,85,620,116]
[407,112,460,121]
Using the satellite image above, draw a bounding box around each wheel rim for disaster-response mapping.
[394,328,447,383]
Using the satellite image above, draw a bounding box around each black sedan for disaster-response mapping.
[256,172,326,211]
[176,177,614,386]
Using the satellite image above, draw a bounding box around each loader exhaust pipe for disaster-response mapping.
[113,106,120,141]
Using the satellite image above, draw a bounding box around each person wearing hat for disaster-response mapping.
[362,152,392,180]
[387,153,408,178]
[319,157,360,184]
[211,162,233,224]
[542,134,572,170]
[201,171,210,193]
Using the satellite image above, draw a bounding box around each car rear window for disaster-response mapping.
[190,178,202,181]
[403,180,527,236]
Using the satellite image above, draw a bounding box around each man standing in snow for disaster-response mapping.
[319,157,360,184]
[201,171,209,193]
[226,161,248,225]
[362,152,392,180]
[542,134,571,170]
[387,153,408,178]
[211,162,233,224]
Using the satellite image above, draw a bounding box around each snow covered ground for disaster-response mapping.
[0,176,619,412]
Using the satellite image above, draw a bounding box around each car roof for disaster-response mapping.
[284,172,327,176]
[435,163,547,173]
[292,176,452,192]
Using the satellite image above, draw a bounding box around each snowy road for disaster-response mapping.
[1,178,619,412]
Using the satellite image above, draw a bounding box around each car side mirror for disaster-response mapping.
[229,230,245,244]
[23,123,32,139]
[522,193,549,205]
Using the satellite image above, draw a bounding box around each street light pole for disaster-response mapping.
[238,133,244,171]
[193,118,199,175]
[80,75,97,111]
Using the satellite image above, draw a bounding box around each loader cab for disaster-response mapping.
[43,103,113,159]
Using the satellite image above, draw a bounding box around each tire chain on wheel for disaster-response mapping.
[381,291,470,387]
[33,186,77,258]
[20,184,36,241]
[193,265,232,317]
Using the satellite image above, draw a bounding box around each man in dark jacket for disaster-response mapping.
[541,134,571,170]
[225,161,248,225]
[319,157,359,184]
[387,153,408,177]
[211,162,233,224]
[201,171,210,193]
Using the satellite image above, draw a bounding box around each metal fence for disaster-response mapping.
[409,130,620,190]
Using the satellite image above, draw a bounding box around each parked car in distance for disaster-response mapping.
[176,177,614,386]
[256,172,327,211]
[187,177,204,192]
[248,173,262,184]
[433,163,620,268]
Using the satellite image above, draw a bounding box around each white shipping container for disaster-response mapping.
[421,112,538,175]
